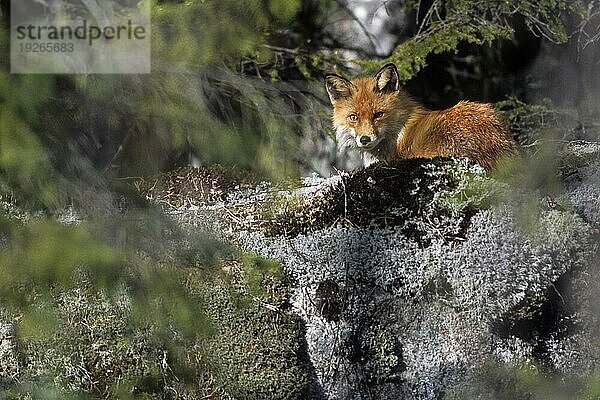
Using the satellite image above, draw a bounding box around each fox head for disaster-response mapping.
[325,63,417,161]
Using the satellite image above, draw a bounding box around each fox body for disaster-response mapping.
[325,64,518,169]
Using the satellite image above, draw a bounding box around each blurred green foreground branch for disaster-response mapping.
[0,0,324,397]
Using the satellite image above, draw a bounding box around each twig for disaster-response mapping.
[262,44,301,54]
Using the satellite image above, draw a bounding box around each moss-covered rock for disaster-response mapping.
[0,263,310,399]
[260,157,496,240]
[0,238,309,400]
[201,286,309,400]
[187,257,311,400]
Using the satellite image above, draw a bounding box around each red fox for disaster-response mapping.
[325,63,518,169]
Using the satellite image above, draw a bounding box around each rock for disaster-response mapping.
[132,141,599,399]
[231,145,599,399]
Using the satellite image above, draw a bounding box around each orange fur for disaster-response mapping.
[325,64,518,169]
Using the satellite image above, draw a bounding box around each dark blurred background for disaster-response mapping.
[1,0,598,200]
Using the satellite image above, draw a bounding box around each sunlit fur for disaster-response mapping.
[326,65,518,169]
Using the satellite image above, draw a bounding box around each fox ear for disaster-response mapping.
[325,74,354,103]
[374,63,400,93]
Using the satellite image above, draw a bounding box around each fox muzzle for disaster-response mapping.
[356,134,380,149]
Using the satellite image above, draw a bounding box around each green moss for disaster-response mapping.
[445,360,599,400]
[348,323,405,384]
[260,192,329,236]
[197,271,309,400]
[580,372,600,400]
[437,164,507,215]
[242,253,283,297]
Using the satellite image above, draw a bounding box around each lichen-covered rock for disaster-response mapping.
[122,142,598,399]
[239,211,594,399]
[562,141,600,227]
[231,145,600,399]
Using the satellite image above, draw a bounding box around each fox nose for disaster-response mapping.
[359,136,372,145]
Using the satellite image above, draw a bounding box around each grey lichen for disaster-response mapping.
[0,317,18,387]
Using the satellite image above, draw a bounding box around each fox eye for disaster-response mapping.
[373,111,385,119]
[348,114,358,122]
